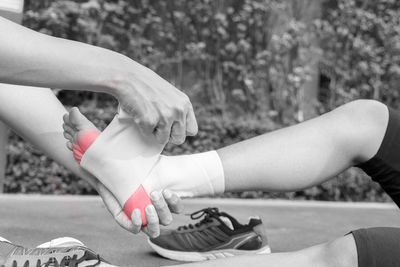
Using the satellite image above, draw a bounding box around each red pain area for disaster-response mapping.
[72,129,152,226]
[123,185,152,226]
[72,130,100,163]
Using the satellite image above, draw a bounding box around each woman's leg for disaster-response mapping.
[173,226,400,267]
[63,99,388,225]
[0,83,92,183]
[172,234,358,267]
[219,99,388,192]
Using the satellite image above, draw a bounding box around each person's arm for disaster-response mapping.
[0,16,197,144]
[0,83,183,236]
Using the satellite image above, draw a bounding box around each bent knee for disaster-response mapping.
[343,99,387,126]
[338,99,388,162]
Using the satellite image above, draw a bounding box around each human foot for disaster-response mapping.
[63,107,225,226]
[63,107,100,163]
[63,107,164,226]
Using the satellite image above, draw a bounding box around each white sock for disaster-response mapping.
[80,108,164,204]
[143,150,225,197]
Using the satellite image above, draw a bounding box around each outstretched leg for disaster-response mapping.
[64,100,388,225]
[173,226,400,267]
[219,99,388,192]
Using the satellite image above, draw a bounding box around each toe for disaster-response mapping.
[63,130,73,141]
[66,141,73,151]
[63,113,71,125]
[62,123,75,141]
[69,107,97,131]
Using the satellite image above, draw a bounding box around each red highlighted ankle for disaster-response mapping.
[123,185,152,226]
[72,129,100,163]
[72,129,152,226]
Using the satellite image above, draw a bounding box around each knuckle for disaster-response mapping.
[168,195,179,206]
[154,199,168,209]
[147,214,158,223]
[132,220,142,228]
[139,118,157,131]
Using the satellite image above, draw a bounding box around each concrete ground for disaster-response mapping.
[0,195,399,267]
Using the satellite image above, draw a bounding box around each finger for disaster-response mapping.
[154,121,172,145]
[151,191,173,226]
[163,189,184,214]
[185,105,198,136]
[144,205,160,238]
[113,211,137,233]
[131,209,143,234]
[170,121,186,145]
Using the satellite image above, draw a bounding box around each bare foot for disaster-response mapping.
[61,107,220,227]
[62,107,100,163]
[62,107,159,226]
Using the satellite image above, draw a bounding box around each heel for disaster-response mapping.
[123,185,152,226]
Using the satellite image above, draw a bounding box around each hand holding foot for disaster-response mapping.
[63,108,184,237]
[63,107,224,229]
[114,65,199,145]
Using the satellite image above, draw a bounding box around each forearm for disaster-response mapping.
[0,16,140,94]
[0,17,198,144]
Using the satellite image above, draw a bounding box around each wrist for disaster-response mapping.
[98,55,144,98]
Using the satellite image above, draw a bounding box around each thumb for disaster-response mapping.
[97,183,137,233]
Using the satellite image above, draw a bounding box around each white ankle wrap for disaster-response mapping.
[80,108,164,204]
[80,108,225,203]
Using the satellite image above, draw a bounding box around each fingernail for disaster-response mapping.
[151,191,161,201]
[133,209,140,217]
[163,189,172,199]
[146,205,155,214]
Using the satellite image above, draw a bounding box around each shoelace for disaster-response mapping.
[8,247,101,267]
[178,207,220,230]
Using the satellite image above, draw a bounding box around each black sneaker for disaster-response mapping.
[0,238,110,267]
[148,207,271,262]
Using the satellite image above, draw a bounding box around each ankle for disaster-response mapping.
[142,151,225,197]
[72,129,100,163]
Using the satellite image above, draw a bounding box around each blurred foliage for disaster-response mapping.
[316,0,400,110]
[4,0,399,202]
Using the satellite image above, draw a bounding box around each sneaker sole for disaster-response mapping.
[148,239,271,262]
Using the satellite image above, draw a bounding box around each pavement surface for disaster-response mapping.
[0,195,400,267]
